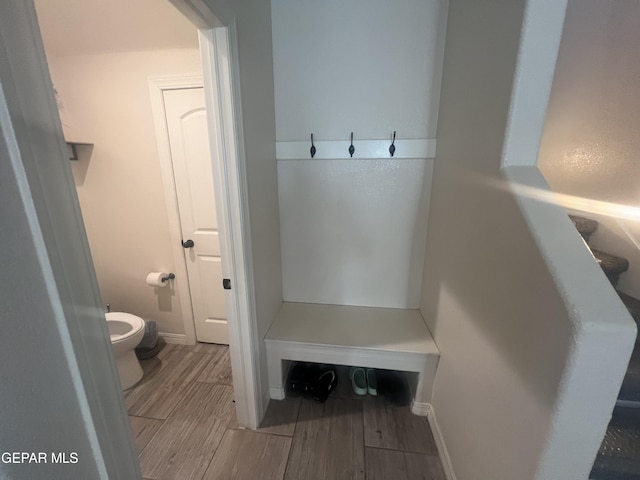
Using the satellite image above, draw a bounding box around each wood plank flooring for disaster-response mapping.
[128,344,445,480]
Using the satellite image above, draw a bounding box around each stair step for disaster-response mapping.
[616,292,640,402]
[618,291,640,327]
[592,249,630,287]
[619,345,640,404]
[590,406,640,480]
[570,214,599,242]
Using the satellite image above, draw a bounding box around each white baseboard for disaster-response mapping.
[159,332,189,345]
[427,404,456,480]
[269,387,285,400]
[411,399,430,416]
[260,386,271,423]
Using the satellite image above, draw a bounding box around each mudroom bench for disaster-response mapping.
[264,302,440,415]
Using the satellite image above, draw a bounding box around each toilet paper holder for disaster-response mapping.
[162,273,175,283]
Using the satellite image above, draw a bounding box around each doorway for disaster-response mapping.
[150,79,229,344]
[35,0,229,345]
[31,0,260,428]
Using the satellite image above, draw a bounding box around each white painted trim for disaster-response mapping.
[276,138,437,160]
[200,24,264,429]
[410,400,430,417]
[148,74,204,347]
[168,0,224,29]
[427,404,457,480]
[158,332,188,345]
[269,387,285,400]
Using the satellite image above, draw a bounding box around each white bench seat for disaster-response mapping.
[264,302,440,415]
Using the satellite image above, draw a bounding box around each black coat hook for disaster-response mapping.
[389,131,396,157]
[349,132,355,157]
[310,133,316,158]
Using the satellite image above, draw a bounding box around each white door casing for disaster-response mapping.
[163,87,229,344]
[199,27,264,428]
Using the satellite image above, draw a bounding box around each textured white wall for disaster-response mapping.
[538,0,640,299]
[279,159,432,308]
[47,49,202,335]
[421,0,634,478]
[273,0,446,308]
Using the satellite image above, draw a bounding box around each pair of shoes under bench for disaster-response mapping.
[287,363,337,402]
[349,367,377,396]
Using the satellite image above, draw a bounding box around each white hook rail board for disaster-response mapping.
[276,138,437,160]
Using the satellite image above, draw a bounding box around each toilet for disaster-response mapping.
[106,312,145,389]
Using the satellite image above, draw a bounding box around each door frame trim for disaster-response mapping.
[199,25,263,428]
[148,74,203,346]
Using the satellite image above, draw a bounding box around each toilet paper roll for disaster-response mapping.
[146,272,168,288]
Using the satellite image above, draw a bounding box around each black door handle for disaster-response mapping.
[181,239,194,248]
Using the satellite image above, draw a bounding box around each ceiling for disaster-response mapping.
[34,0,199,57]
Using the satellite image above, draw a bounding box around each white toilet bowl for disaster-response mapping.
[106,312,145,390]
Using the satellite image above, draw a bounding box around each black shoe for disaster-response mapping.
[287,362,308,396]
[302,363,322,397]
[312,367,338,403]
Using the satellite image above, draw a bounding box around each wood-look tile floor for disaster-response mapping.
[127,344,446,480]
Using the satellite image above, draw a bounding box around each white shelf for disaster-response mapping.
[276,138,437,160]
[66,141,92,160]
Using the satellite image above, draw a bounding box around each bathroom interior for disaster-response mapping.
[35,0,208,340]
[25,0,640,478]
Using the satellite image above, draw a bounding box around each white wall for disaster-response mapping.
[46,48,201,335]
[231,0,283,345]
[272,0,447,308]
[421,0,635,478]
[278,159,431,308]
[538,0,640,299]
[272,0,446,142]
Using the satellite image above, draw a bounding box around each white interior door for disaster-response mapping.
[163,87,228,344]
